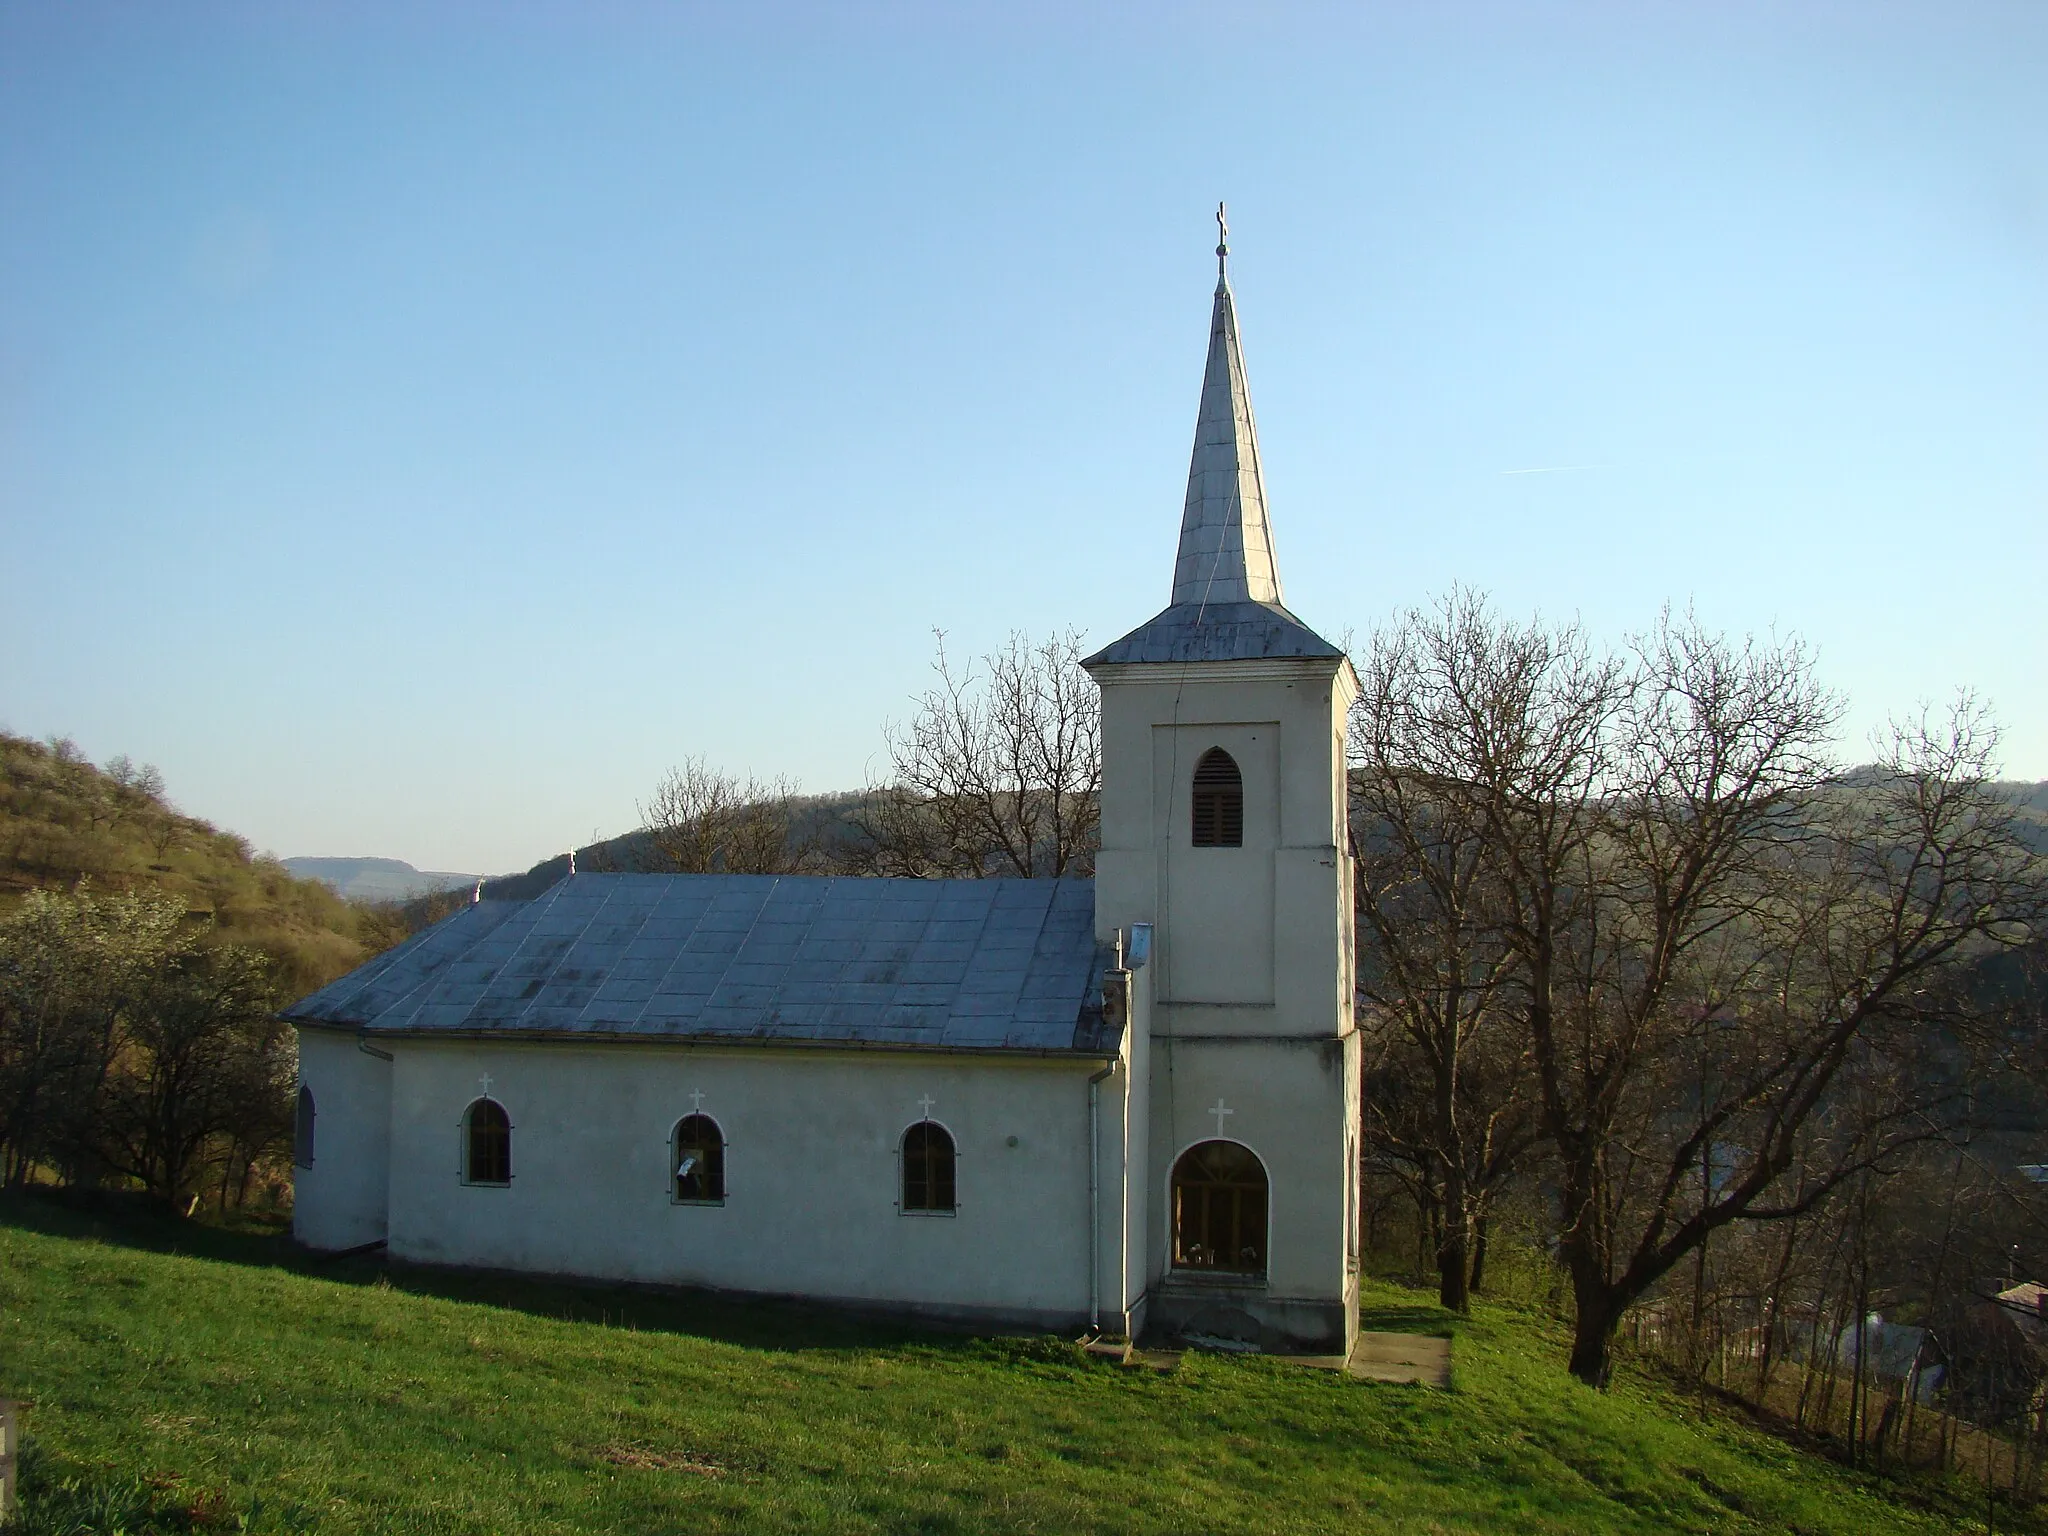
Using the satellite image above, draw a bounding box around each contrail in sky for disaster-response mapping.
[1499,464,1609,476]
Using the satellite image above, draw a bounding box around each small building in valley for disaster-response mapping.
[285,218,1363,1353]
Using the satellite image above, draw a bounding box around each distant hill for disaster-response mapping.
[281,856,478,904]
[474,790,875,900]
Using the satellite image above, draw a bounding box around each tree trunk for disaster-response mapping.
[1566,1257,1619,1387]
[1469,1215,1491,1295]
[1756,1218,1801,1406]
[1437,1164,1471,1313]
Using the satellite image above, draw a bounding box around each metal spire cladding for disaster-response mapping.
[1170,203,1282,609]
[1083,211,1340,668]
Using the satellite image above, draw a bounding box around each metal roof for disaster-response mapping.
[1084,600,1343,666]
[284,873,1117,1056]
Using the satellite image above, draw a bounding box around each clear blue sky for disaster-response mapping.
[3,2,2042,875]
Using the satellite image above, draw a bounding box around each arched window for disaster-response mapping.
[1172,1140,1267,1274]
[901,1121,956,1214]
[671,1114,725,1204]
[1191,748,1243,847]
[464,1098,511,1186]
[294,1085,315,1168]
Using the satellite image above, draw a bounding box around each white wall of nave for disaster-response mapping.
[292,1026,392,1252]
[358,1039,1119,1328]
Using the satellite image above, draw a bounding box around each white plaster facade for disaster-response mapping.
[308,1037,1132,1330]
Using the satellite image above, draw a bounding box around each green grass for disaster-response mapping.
[0,1195,2013,1535]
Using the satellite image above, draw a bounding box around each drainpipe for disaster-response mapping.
[356,1034,394,1062]
[1092,956,1134,1333]
[1089,1060,1114,1331]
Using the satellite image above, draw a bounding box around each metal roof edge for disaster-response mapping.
[1084,654,1350,685]
[341,1027,1123,1061]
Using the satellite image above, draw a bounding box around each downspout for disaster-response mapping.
[356,1034,394,1062]
[1089,1059,1115,1332]
[1093,950,1134,1333]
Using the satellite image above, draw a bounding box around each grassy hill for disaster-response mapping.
[0,733,404,993]
[0,1194,2019,1536]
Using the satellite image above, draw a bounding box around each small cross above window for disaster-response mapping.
[1209,1098,1234,1138]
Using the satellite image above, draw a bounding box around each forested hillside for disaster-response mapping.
[0,732,412,1206]
[1,732,406,992]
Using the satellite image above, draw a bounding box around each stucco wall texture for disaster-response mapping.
[297,1034,1141,1333]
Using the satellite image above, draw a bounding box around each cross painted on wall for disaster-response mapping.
[917,1094,937,1120]
[689,1088,706,1113]
[1209,1098,1234,1138]
[478,1073,494,1096]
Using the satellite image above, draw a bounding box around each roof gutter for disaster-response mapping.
[286,1017,1120,1063]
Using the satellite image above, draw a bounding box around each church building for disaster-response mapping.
[287,221,1362,1354]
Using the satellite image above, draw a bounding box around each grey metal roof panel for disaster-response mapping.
[1083,600,1343,666]
[284,873,1116,1056]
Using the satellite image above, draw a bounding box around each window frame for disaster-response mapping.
[898,1119,958,1217]
[461,1097,513,1188]
[669,1112,727,1206]
[1168,1138,1269,1278]
[1190,747,1245,848]
[294,1084,315,1168]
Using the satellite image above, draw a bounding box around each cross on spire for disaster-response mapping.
[1215,200,1229,285]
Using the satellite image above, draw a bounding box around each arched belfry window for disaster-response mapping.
[294,1085,315,1168]
[672,1114,725,1204]
[464,1098,511,1186]
[901,1121,956,1214]
[1191,748,1244,847]
[1172,1140,1267,1275]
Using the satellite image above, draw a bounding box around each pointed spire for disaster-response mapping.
[1170,203,1282,608]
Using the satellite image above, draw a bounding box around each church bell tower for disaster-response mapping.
[1084,210,1360,1354]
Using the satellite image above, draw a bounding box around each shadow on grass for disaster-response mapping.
[0,1189,1010,1361]
[1354,1299,1460,1338]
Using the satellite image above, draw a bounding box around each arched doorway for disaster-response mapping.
[1171,1140,1267,1275]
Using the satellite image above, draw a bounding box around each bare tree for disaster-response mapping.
[852,629,1099,878]
[1521,639,2046,1385]
[635,756,813,875]
[1348,591,1609,1310]
[1348,594,2048,1386]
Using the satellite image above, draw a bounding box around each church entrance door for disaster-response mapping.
[1171,1140,1267,1276]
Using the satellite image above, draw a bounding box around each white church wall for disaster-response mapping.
[1154,720,1276,1005]
[383,1038,1112,1329]
[1274,847,1351,1034]
[1094,662,1356,1043]
[1145,1034,1358,1353]
[292,1025,392,1251]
